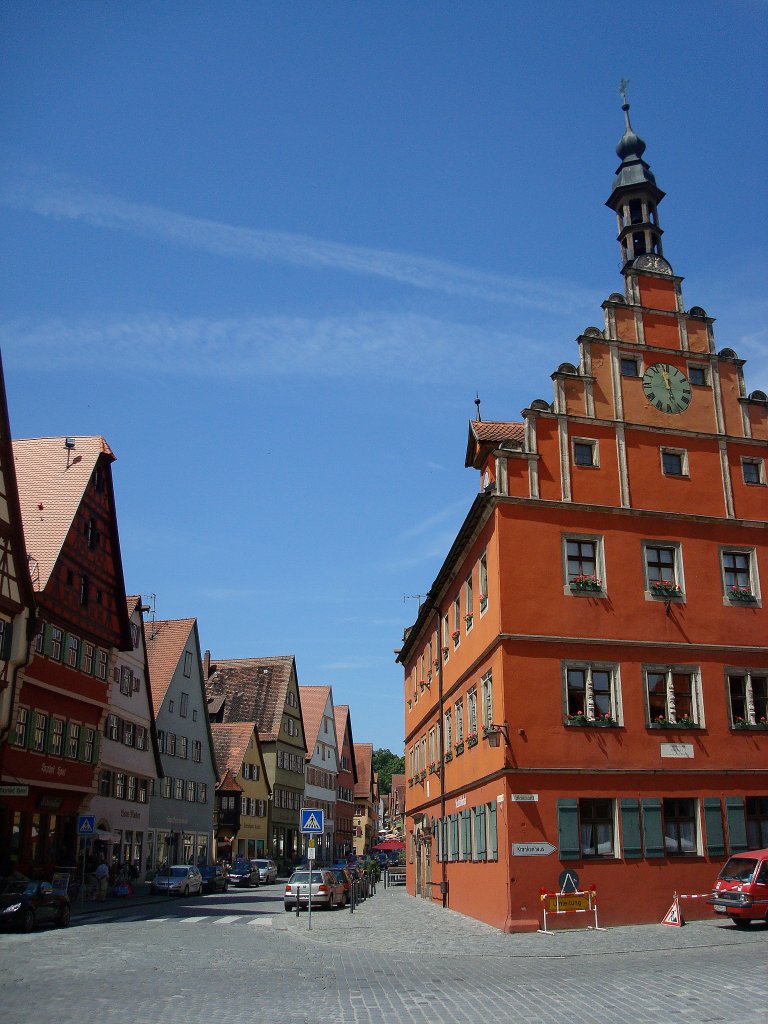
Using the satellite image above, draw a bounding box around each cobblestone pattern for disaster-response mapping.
[1,885,765,1023]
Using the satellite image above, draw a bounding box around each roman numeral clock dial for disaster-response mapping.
[642,363,691,414]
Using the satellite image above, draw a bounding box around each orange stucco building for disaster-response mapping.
[398,101,767,930]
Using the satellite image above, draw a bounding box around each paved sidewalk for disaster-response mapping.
[279,879,766,959]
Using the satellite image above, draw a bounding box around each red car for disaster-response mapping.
[708,847,768,928]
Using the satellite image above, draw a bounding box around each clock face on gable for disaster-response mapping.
[642,363,691,414]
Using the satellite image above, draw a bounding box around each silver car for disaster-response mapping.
[252,858,278,884]
[151,865,203,896]
[284,869,345,911]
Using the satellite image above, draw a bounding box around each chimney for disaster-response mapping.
[203,650,211,679]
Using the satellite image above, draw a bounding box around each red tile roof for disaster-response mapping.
[354,742,373,799]
[210,722,258,777]
[333,704,358,783]
[144,617,197,716]
[465,420,525,469]
[205,655,300,745]
[299,685,333,759]
[13,436,115,590]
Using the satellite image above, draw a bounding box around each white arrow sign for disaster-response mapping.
[512,842,556,856]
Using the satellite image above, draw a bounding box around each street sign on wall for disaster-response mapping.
[512,842,556,856]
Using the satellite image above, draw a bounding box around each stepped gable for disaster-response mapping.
[13,435,115,590]
[144,617,197,716]
[354,742,373,799]
[299,685,333,756]
[205,655,295,740]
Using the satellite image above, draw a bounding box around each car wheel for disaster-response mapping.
[732,917,752,929]
[20,909,34,933]
[284,903,293,912]
[57,905,71,928]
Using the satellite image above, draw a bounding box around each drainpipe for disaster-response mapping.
[435,605,448,910]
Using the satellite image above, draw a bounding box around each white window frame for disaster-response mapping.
[741,457,765,486]
[442,614,450,661]
[660,447,689,478]
[620,354,641,378]
[454,699,464,745]
[467,688,478,739]
[726,669,768,728]
[720,546,760,605]
[644,665,703,727]
[563,662,622,725]
[687,363,709,387]
[465,574,473,632]
[480,671,493,732]
[563,533,605,595]
[479,552,488,614]
[572,437,599,469]
[452,596,461,648]
[643,541,685,601]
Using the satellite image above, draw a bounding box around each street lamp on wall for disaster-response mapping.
[484,722,510,748]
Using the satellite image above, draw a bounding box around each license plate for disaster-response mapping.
[714,905,727,913]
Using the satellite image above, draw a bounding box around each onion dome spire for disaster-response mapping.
[606,80,667,269]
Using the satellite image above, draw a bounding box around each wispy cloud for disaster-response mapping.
[0,309,546,382]
[1,167,597,312]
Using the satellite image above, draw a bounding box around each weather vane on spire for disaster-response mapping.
[619,78,633,131]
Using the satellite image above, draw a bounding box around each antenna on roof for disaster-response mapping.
[64,437,76,468]
[142,593,157,638]
[403,593,425,611]
[474,394,482,422]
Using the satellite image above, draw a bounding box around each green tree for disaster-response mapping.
[372,748,405,795]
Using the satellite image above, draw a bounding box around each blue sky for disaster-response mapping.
[1,2,766,753]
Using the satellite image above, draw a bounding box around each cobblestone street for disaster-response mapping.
[1,884,765,1024]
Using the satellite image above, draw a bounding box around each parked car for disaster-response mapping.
[708,847,768,927]
[284,869,345,911]
[251,858,278,884]
[228,858,260,888]
[328,866,352,904]
[199,864,229,894]
[0,878,71,932]
[150,865,203,897]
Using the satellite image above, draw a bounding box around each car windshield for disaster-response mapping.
[253,860,268,867]
[718,857,758,882]
[169,867,188,878]
[290,872,323,884]
[232,860,250,870]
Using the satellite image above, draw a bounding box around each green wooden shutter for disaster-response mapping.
[475,805,487,860]
[488,803,498,861]
[641,798,665,858]
[725,797,748,854]
[449,814,459,861]
[460,809,470,860]
[42,624,53,657]
[90,730,100,766]
[557,798,580,860]
[620,798,642,859]
[43,714,53,754]
[703,798,725,856]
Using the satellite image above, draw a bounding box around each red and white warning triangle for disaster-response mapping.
[662,896,684,927]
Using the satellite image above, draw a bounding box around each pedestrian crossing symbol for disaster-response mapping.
[300,808,324,834]
[77,815,96,836]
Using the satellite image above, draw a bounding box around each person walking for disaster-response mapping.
[94,857,109,902]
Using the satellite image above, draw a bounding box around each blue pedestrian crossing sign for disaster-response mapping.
[300,808,324,834]
[77,815,96,836]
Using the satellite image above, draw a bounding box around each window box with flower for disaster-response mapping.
[465,613,474,628]
[728,586,757,604]
[479,593,488,612]
[451,630,460,645]
[466,732,479,748]
[569,574,603,593]
[649,580,683,598]
[566,711,616,727]
[419,770,426,782]
[408,777,414,787]
[443,750,453,762]
[454,741,464,755]
[650,714,697,729]
[732,716,768,730]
